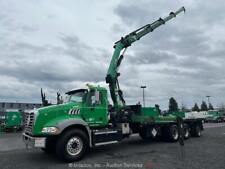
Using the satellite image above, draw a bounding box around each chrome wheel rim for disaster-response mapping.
[197,129,201,136]
[66,136,83,156]
[172,128,179,140]
[185,129,189,138]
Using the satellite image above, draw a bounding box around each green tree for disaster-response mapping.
[169,97,178,112]
[192,103,200,112]
[208,103,214,110]
[201,101,208,111]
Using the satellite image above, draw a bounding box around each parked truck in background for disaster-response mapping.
[0,111,23,132]
[23,7,203,162]
[205,110,224,123]
[0,116,5,132]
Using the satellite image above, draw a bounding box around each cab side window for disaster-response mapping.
[87,90,101,106]
[90,92,96,106]
[86,90,94,106]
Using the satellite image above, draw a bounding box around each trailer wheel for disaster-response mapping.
[191,125,201,137]
[183,124,190,139]
[139,130,152,140]
[168,125,179,142]
[56,129,88,162]
[139,127,157,141]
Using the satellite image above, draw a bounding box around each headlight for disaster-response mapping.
[42,127,59,134]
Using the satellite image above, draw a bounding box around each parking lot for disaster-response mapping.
[0,123,225,169]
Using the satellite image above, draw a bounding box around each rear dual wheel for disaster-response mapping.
[168,125,179,142]
[139,128,153,140]
[191,125,201,137]
[162,125,179,142]
[161,124,190,142]
[167,124,190,142]
[183,124,190,139]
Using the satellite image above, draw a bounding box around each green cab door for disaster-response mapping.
[82,89,108,128]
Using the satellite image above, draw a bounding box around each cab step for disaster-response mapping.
[92,129,122,146]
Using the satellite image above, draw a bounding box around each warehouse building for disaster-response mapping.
[0,102,42,116]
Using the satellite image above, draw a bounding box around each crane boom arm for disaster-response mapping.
[106,7,185,110]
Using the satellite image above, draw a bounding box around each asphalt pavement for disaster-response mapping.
[0,123,225,169]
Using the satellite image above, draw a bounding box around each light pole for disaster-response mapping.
[206,96,211,105]
[141,86,147,107]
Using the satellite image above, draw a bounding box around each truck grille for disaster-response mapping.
[24,112,35,135]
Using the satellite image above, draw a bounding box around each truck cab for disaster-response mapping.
[4,111,23,131]
[65,86,109,127]
[23,85,112,161]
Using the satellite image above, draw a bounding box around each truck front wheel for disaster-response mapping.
[56,129,88,162]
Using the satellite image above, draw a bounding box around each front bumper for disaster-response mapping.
[23,133,46,148]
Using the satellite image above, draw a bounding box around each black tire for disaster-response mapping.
[183,124,190,139]
[56,129,88,162]
[41,137,56,153]
[191,125,201,137]
[139,130,152,140]
[167,125,179,142]
[139,127,157,141]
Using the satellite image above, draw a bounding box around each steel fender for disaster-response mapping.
[57,118,93,147]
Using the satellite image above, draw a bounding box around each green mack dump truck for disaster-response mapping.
[23,7,203,162]
[1,111,23,132]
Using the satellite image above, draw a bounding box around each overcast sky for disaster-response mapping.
[0,0,225,109]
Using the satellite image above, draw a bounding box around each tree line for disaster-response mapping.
[168,97,215,112]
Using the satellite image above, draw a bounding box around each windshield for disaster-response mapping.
[66,91,86,103]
